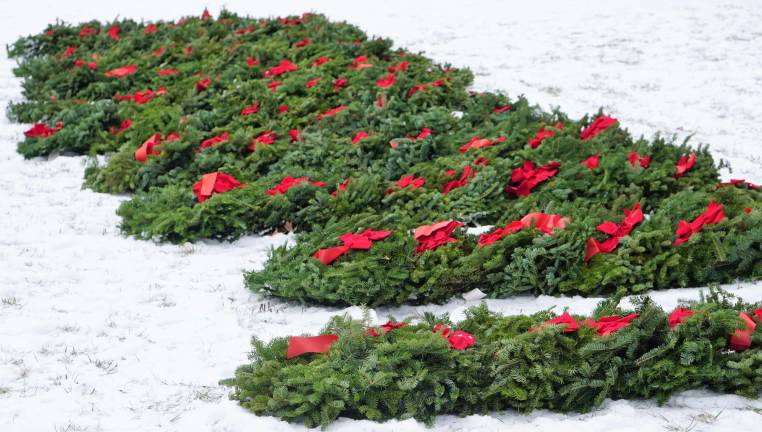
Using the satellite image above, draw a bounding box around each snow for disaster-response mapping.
[2,0,762,431]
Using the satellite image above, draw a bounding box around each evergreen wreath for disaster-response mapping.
[7,10,761,305]
[226,288,762,427]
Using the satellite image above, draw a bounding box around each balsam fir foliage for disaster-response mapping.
[227,289,762,427]
[7,11,762,304]
[249,185,762,306]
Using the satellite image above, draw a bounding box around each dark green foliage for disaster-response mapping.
[227,289,762,427]
[249,186,762,306]
[7,11,762,305]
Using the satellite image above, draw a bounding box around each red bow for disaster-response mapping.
[24,122,63,138]
[333,78,348,92]
[367,321,407,337]
[675,152,696,178]
[407,84,428,97]
[580,115,617,141]
[196,132,229,153]
[581,153,601,170]
[414,220,464,253]
[104,64,137,78]
[266,176,325,196]
[311,56,330,67]
[314,229,393,264]
[249,131,277,151]
[585,203,643,261]
[60,46,76,59]
[546,312,580,333]
[241,103,260,116]
[387,175,425,195]
[351,131,368,145]
[331,178,350,197]
[588,314,639,336]
[306,77,321,88]
[481,212,570,246]
[478,220,524,247]
[668,307,695,328]
[289,129,302,142]
[107,25,120,40]
[79,25,97,38]
[729,312,756,351]
[442,165,475,194]
[433,324,475,350]
[673,200,725,245]
[387,61,409,73]
[195,77,212,93]
[286,335,339,359]
[73,59,97,70]
[505,161,560,197]
[192,172,245,203]
[460,135,505,153]
[316,106,347,120]
[528,123,563,149]
[349,55,372,70]
[263,59,298,77]
[135,134,160,162]
[295,38,310,48]
[628,151,651,168]
[376,74,396,89]
[114,87,165,104]
[493,105,512,113]
[109,119,132,135]
[144,24,157,34]
[157,68,178,76]
[717,179,760,190]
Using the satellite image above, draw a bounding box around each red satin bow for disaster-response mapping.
[286,335,339,359]
[675,152,696,178]
[442,165,475,194]
[546,312,580,333]
[241,103,260,116]
[717,179,760,190]
[580,115,617,141]
[505,161,560,197]
[528,123,563,149]
[331,178,351,197]
[628,151,651,168]
[351,131,369,145]
[367,321,407,337]
[316,106,347,120]
[105,64,137,78]
[192,172,245,203]
[377,73,396,88]
[266,176,325,196]
[585,203,643,261]
[249,131,277,151]
[24,122,63,138]
[414,220,464,253]
[479,212,570,247]
[460,135,505,153]
[668,307,695,328]
[581,153,601,170]
[114,87,165,104]
[313,229,393,265]
[673,200,725,245]
[729,312,756,351]
[263,59,298,77]
[433,324,475,350]
[196,132,229,153]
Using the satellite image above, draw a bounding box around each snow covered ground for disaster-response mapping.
[2,0,762,430]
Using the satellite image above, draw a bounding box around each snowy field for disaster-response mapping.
[2,0,762,430]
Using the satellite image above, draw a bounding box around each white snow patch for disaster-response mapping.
[2,1,762,431]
